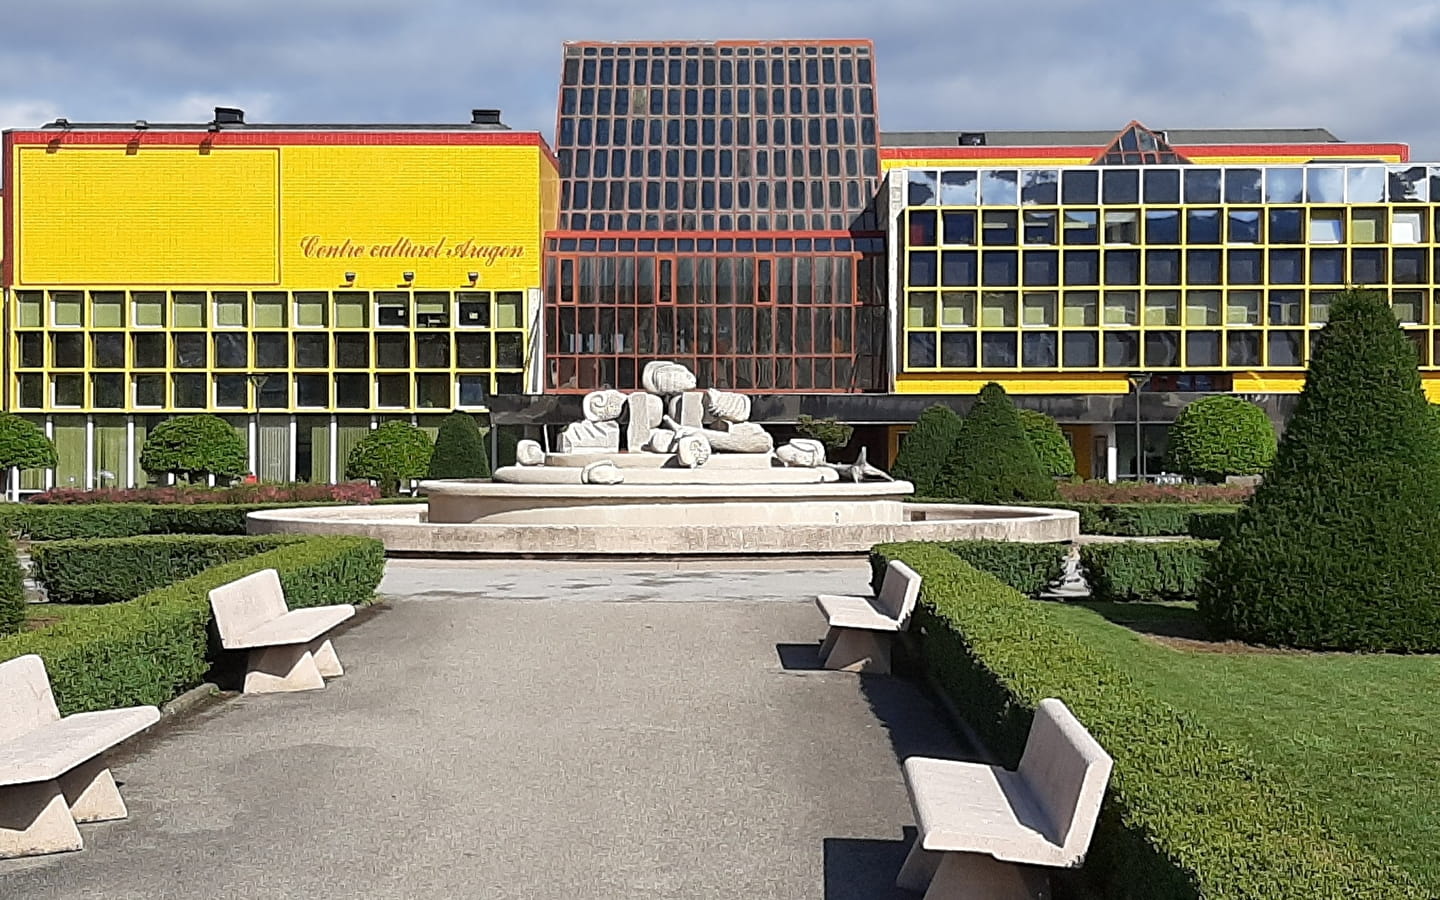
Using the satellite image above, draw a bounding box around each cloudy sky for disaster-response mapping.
[3,0,1439,162]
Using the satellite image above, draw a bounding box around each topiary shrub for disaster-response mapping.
[0,414,57,493]
[1018,409,1076,479]
[140,415,248,485]
[1165,396,1276,483]
[427,411,490,479]
[345,421,433,497]
[1201,290,1440,651]
[891,404,964,495]
[0,538,25,637]
[933,383,1059,504]
[795,415,854,452]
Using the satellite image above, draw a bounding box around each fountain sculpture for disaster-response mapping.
[248,361,1078,554]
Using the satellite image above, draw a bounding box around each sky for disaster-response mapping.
[3,0,1440,164]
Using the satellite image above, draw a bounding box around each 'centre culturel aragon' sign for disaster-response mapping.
[299,236,526,266]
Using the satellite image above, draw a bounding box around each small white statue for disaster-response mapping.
[580,460,625,485]
[674,432,711,469]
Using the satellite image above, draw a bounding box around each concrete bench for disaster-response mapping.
[0,654,159,858]
[896,698,1113,900]
[209,569,355,695]
[814,559,921,674]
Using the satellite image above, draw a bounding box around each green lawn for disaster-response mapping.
[1047,600,1440,891]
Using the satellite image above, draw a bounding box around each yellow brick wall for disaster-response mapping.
[10,141,548,290]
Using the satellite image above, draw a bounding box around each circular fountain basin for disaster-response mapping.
[247,483,1079,555]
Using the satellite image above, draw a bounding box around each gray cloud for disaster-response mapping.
[2,0,1437,162]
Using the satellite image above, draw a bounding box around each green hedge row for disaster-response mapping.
[0,536,385,713]
[0,501,374,540]
[1079,541,1216,603]
[0,537,25,636]
[871,541,1424,899]
[1039,502,1239,538]
[32,535,305,604]
[928,540,1069,598]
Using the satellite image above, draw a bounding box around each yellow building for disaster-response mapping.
[2,108,557,487]
[882,122,1434,477]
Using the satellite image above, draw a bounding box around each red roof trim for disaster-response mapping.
[882,142,1410,162]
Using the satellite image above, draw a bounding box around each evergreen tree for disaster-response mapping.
[933,383,1059,503]
[427,411,491,479]
[1017,408,1076,479]
[1165,396,1276,482]
[1200,290,1440,651]
[140,415,248,484]
[346,421,434,497]
[891,404,963,496]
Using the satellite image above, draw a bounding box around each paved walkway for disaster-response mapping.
[1,559,966,899]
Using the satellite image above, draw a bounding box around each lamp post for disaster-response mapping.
[1126,372,1152,481]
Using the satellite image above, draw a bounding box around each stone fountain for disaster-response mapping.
[248,361,1078,554]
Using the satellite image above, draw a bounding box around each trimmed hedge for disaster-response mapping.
[1018,408,1076,479]
[871,541,1427,899]
[934,540,1068,598]
[0,535,385,713]
[1080,541,1216,603]
[1035,502,1239,538]
[1165,396,1276,483]
[32,535,302,604]
[428,411,491,479]
[0,537,25,637]
[0,501,363,540]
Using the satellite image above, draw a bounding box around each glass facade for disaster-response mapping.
[548,40,888,392]
[10,289,529,413]
[895,163,1440,376]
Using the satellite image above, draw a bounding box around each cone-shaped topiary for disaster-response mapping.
[1017,408,1075,479]
[1200,290,1440,651]
[346,421,434,497]
[0,537,24,637]
[140,414,248,484]
[891,404,964,496]
[427,411,491,480]
[1165,396,1276,483]
[933,383,1059,503]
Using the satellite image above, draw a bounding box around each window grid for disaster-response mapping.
[897,163,1440,374]
[11,289,529,412]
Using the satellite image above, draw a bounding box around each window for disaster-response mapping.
[1268,208,1303,244]
[1146,250,1181,285]
[1144,331,1180,367]
[53,374,84,407]
[295,334,328,368]
[1064,251,1100,285]
[1062,210,1098,245]
[456,333,491,367]
[1224,169,1262,203]
[17,333,42,368]
[91,292,124,327]
[457,292,491,327]
[981,332,1018,367]
[17,375,43,408]
[134,374,164,408]
[1023,251,1058,286]
[254,292,287,327]
[1306,168,1344,203]
[1021,332,1057,367]
[1183,169,1222,203]
[1103,211,1139,244]
[1101,169,1138,204]
[294,292,328,327]
[1351,209,1385,243]
[1020,170,1059,205]
[981,251,1018,286]
[941,291,975,327]
[1227,331,1261,366]
[940,332,976,367]
[907,332,936,367]
[1228,250,1264,285]
[1392,290,1426,324]
[1266,168,1304,203]
[981,291,1017,327]
[335,334,369,368]
[1186,291,1222,326]
[52,333,84,368]
[495,292,524,328]
[296,375,328,408]
[255,333,288,368]
[1268,290,1303,325]
[132,333,165,368]
[17,292,43,328]
[1187,331,1221,366]
[458,375,489,407]
[1186,209,1222,244]
[1227,210,1261,243]
[1023,211,1057,245]
[1103,291,1138,326]
[1188,250,1222,285]
[334,292,367,328]
[941,251,977,286]
[1103,331,1139,367]
[173,333,206,368]
[377,375,408,408]
[909,210,938,245]
[939,170,977,205]
[92,333,125,368]
[908,170,937,205]
[376,334,409,368]
[51,291,83,326]
[981,211,1018,245]
[214,292,246,327]
[1062,169,1098,204]
[1145,210,1180,244]
[172,292,205,328]
[335,374,369,408]
[1227,291,1262,325]
[415,334,450,369]
[979,170,1018,206]
[1022,292,1057,326]
[1393,211,1426,244]
[1062,331,1098,366]
[1351,249,1385,285]
[1142,169,1180,204]
[1104,250,1140,285]
[213,333,247,369]
[1347,166,1385,202]
[376,293,409,327]
[1144,291,1180,325]
[943,211,976,245]
[1394,249,1428,284]
[215,375,248,409]
[1063,291,1098,326]
[172,374,206,409]
[907,251,938,287]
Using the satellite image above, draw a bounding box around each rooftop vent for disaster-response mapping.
[213,107,245,126]
[959,132,986,146]
[472,109,502,126]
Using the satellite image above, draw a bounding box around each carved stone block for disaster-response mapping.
[678,390,706,428]
[558,419,620,454]
[626,392,664,452]
[582,389,627,423]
